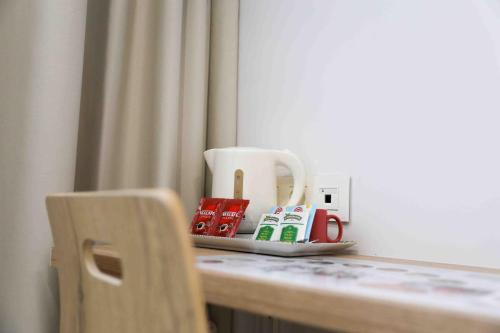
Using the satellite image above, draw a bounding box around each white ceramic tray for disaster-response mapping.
[191,235,356,257]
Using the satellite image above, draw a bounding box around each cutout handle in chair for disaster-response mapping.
[83,239,123,286]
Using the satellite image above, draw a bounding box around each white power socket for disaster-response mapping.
[310,173,350,222]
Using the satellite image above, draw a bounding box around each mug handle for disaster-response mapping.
[325,214,343,243]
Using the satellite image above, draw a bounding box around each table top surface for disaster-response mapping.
[194,248,500,332]
[51,246,500,333]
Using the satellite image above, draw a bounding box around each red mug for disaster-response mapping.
[309,209,343,243]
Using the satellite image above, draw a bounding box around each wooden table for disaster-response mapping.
[51,247,500,333]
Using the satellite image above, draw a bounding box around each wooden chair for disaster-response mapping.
[46,189,207,333]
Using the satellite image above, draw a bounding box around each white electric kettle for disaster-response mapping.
[204,147,306,233]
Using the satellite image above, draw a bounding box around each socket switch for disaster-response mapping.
[311,173,350,222]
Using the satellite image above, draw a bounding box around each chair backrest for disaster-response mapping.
[46,189,207,333]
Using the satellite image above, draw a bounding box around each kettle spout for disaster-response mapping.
[203,149,216,171]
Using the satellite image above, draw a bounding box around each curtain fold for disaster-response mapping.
[180,0,212,214]
[207,0,240,149]
[95,0,187,190]
[75,0,234,215]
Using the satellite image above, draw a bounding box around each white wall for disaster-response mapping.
[238,0,500,268]
[0,2,87,332]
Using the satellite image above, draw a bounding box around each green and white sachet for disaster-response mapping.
[279,204,317,243]
[280,211,309,242]
[252,207,284,241]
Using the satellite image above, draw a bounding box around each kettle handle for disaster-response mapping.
[275,151,306,206]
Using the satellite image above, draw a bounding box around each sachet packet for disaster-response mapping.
[279,204,317,243]
[252,206,284,241]
[210,199,250,238]
[190,198,224,235]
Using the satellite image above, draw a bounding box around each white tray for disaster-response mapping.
[191,235,356,257]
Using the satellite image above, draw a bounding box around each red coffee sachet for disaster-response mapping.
[209,199,250,238]
[190,198,224,235]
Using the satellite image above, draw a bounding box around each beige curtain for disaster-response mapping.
[0,0,238,332]
[0,2,87,333]
[75,0,239,215]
